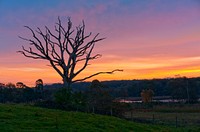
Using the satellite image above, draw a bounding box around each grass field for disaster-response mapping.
[124,103,200,127]
[0,104,199,132]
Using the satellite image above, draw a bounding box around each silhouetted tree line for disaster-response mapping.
[43,77,200,101]
[0,77,199,111]
[0,77,200,106]
[0,88,50,103]
[0,79,52,103]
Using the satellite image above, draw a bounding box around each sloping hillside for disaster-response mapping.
[0,104,198,132]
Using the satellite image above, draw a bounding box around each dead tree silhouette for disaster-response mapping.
[18,17,122,91]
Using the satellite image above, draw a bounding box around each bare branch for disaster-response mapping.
[76,54,102,63]
[73,69,123,83]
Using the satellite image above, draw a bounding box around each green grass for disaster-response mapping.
[0,104,199,132]
[124,104,200,127]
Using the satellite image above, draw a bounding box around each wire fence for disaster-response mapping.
[122,111,200,127]
[72,106,200,128]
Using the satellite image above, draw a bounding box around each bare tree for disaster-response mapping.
[18,17,122,90]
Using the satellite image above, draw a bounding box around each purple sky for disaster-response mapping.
[1,0,200,86]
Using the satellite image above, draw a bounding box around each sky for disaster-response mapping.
[1,0,200,86]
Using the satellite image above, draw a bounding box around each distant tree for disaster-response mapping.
[5,83,16,88]
[167,77,198,102]
[167,77,187,101]
[195,80,200,97]
[16,82,26,88]
[18,17,122,91]
[141,89,154,103]
[0,83,5,88]
[35,79,43,91]
[187,79,199,102]
[86,79,113,114]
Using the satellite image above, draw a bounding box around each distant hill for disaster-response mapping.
[44,77,200,98]
[0,104,196,131]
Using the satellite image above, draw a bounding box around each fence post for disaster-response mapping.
[176,115,178,128]
[152,114,155,124]
[131,111,133,121]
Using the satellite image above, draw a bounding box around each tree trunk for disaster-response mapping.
[63,78,71,92]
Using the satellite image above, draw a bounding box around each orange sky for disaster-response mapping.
[1,54,200,86]
[1,0,200,86]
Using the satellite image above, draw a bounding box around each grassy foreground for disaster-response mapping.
[0,104,199,132]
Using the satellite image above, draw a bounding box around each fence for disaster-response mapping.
[35,100,200,127]
[122,111,200,127]
[73,106,200,127]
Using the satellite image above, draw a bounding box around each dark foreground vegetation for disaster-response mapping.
[0,104,199,132]
[47,77,200,102]
[0,77,200,131]
[1,77,200,103]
